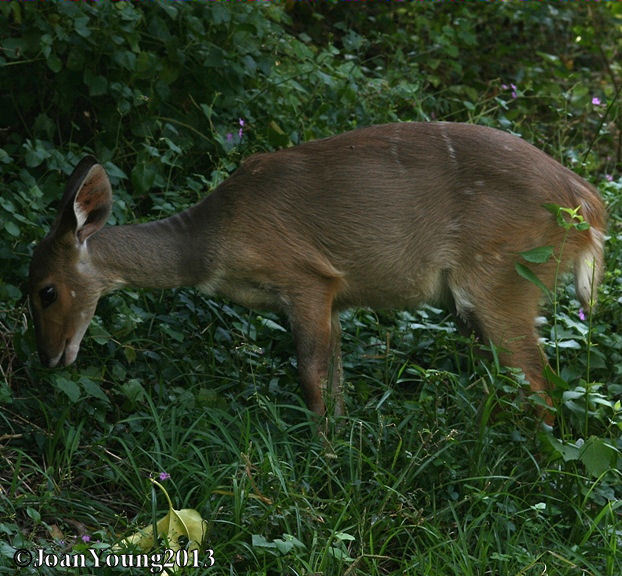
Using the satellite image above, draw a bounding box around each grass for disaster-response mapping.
[1,282,620,575]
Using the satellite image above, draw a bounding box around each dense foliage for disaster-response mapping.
[1,3,620,575]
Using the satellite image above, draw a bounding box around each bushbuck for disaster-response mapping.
[28,123,606,422]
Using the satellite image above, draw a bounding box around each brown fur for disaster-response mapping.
[29,123,607,423]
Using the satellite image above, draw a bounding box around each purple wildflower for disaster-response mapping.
[502,83,518,99]
[578,308,586,322]
[592,97,602,106]
[605,174,613,182]
[159,471,171,481]
[226,133,233,143]
[81,535,91,543]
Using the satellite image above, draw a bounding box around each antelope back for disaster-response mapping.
[212,123,604,314]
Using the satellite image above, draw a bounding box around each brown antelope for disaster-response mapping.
[28,123,606,422]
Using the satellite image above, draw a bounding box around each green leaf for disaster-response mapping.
[24,141,51,167]
[267,120,289,148]
[274,538,294,554]
[158,2,179,20]
[251,534,273,549]
[120,379,147,404]
[0,283,21,301]
[80,377,110,404]
[328,546,354,561]
[519,246,554,264]
[0,148,12,164]
[131,163,157,194]
[84,69,108,97]
[113,50,137,71]
[515,263,551,298]
[562,390,586,401]
[66,47,85,71]
[26,508,41,524]
[89,322,111,345]
[556,339,581,349]
[123,346,137,364]
[46,53,62,73]
[544,364,568,390]
[4,221,19,237]
[545,436,580,462]
[161,324,184,343]
[579,437,618,478]
[54,377,81,403]
[74,15,91,39]
[0,381,13,404]
[3,37,27,59]
[259,317,287,333]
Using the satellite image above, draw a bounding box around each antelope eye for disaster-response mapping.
[39,285,57,308]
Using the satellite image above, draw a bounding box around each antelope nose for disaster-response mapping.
[38,350,50,366]
[38,349,59,367]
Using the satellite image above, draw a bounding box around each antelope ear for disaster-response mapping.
[73,163,112,243]
[55,157,112,244]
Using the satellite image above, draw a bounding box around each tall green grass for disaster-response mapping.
[2,292,619,574]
